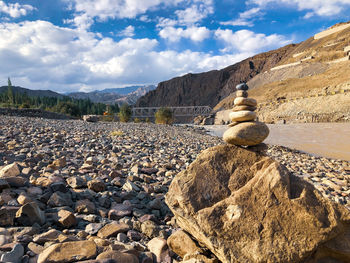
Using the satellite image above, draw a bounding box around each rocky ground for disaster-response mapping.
[0,116,349,263]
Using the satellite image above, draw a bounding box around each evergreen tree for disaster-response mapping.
[8,77,12,88]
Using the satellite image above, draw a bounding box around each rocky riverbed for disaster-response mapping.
[0,116,349,263]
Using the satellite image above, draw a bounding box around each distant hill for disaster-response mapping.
[0,86,66,99]
[96,86,144,95]
[68,85,156,105]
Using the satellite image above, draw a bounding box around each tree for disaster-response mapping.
[155,107,173,124]
[118,104,132,122]
[8,77,12,88]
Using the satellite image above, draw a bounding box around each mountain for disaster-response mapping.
[68,85,156,105]
[135,21,350,123]
[96,86,144,95]
[214,21,350,123]
[135,45,297,108]
[0,86,66,99]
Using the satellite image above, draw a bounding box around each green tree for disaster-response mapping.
[7,86,14,105]
[118,104,132,122]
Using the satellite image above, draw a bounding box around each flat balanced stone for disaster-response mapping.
[235,83,248,90]
[236,90,248,98]
[229,111,256,122]
[223,121,269,146]
[232,105,256,112]
[234,97,257,107]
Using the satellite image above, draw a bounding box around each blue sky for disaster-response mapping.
[1,0,350,93]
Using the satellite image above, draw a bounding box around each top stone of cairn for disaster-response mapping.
[236,83,249,91]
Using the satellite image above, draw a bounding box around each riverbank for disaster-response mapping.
[0,116,349,262]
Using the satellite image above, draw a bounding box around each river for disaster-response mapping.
[204,123,350,161]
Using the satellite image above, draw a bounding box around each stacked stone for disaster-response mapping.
[223,83,269,146]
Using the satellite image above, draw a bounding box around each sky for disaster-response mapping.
[1,0,350,93]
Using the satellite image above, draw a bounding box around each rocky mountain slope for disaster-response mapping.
[68,85,156,105]
[214,22,350,123]
[135,45,297,107]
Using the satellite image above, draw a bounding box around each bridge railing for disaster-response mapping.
[132,106,212,118]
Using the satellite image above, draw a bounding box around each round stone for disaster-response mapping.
[229,111,256,122]
[236,83,249,90]
[236,90,248,98]
[234,97,257,107]
[232,105,256,112]
[223,122,269,146]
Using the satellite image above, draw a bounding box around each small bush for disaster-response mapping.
[155,107,173,124]
[145,117,151,123]
[101,115,114,122]
[134,118,141,123]
[110,130,123,136]
[118,104,132,122]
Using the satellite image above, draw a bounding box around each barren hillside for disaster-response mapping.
[214,22,350,123]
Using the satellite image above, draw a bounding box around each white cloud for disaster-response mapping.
[0,1,35,18]
[159,26,211,42]
[0,20,255,93]
[220,8,261,27]
[117,25,135,37]
[175,0,214,25]
[249,0,350,17]
[156,0,214,28]
[65,0,185,29]
[215,29,291,53]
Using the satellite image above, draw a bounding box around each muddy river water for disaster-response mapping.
[204,123,350,161]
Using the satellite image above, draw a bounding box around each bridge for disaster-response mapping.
[132,106,212,118]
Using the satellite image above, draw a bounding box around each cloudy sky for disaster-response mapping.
[1,0,350,93]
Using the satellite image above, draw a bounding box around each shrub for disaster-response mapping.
[101,115,114,122]
[145,117,151,123]
[118,104,132,122]
[155,107,173,124]
[134,118,141,123]
[110,130,124,136]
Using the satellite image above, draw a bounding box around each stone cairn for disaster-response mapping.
[223,83,269,146]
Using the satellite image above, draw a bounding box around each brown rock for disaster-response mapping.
[233,97,257,107]
[16,202,46,225]
[97,222,130,239]
[167,230,203,258]
[58,210,76,228]
[229,110,256,122]
[52,157,66,168]
[223,121,269,146]
[17,194,32,205]
[37,240,97,263]
[232,105,256,112]
[96,251,138,263]
[0,163,20,177]
[75,199,95,214]
[165,145,350,263]
[0,206,18,226]
[27,242,44,255]
[147,237,169,263]
[33,229,61,244]
[87,179,106,192]
[236,91,248,97]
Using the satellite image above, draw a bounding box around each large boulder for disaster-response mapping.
[165,145,350,263]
